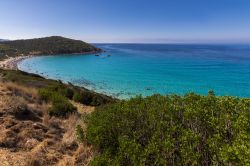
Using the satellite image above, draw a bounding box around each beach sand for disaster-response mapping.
[0,56,31,70]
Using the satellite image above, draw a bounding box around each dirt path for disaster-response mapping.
[70,100,95,114]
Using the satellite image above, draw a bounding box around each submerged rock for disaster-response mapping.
[145,87,152,91]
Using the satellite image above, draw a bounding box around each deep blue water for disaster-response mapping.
[18,44,250,99]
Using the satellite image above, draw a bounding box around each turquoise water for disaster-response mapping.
[18,44,250,99]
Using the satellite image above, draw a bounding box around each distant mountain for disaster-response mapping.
[0,36,101,56]
[0,39,9,42]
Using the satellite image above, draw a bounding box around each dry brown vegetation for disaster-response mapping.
[1,82,38,100]
[0,81,94,166]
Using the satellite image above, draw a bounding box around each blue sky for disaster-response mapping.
[0,0,250,43]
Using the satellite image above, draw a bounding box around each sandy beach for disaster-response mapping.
[0,56,31,70]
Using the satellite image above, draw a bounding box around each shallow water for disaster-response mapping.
[18,44,250,99]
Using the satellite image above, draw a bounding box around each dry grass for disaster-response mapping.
[0,82,38,100]
[70,100,95,114]
[74,144,94,166]
[43,108,50,126]
[0,149,29,166]
[57,156,75,166]
[0,95,28,118]
[0,81,95,165]
[62,113,79,144]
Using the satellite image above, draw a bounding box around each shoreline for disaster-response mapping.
[0,53,123,99]
[0,55,32,70]
[0,50,102,71]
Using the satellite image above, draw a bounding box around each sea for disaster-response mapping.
[18,44,250,99]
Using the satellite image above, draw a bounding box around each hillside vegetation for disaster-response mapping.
[0,69,116,165]
[79,93,250,165]
[0,36,101,57]
[0,81,95,165]
[0,69,115,107]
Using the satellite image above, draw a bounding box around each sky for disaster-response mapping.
[0,0,250,43]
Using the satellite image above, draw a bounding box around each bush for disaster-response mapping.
[51,85,74,99]
[38,88,53,102]
[42,85,74,99]
[39,88,66,102]
[64,88,74,99]
[73,90,112,106]
[76,125,85,142]
[48,101,75,117]
[38,88,76,117]
[73,91,92,105]
[40,84,112,107]
[85,93,250,165]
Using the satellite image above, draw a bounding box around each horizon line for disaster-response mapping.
[2,36,250,45]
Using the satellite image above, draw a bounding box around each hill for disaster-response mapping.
[0,36,101,56]
[0,39,9,42]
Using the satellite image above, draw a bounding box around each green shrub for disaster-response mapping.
[91,95,106,106]
[52,85,74,99]
[72,92,84,102]
[40,84,111,107]
[64,88,74,99]
[76,125,85,142]
[85,93,250,165]
[38,88,76,117]
[48,101,76,117]
[38,88,65,102]
[73,90,112,106]
[73,91,92,105]
[44,85,74,99]
[38,88,53,102]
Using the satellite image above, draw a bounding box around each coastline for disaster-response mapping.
[0,55,32,70]
[0,53,122,99]
[0,50,102,71]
